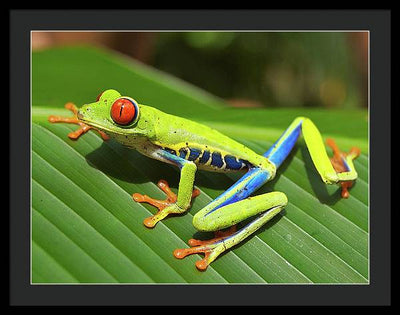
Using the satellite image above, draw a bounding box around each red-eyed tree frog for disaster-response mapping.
[48,89,360,271]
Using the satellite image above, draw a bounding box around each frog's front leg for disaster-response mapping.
[48,103,109,140]
[133,150,200,228]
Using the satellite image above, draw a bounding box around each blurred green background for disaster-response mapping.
[32,31,368,110]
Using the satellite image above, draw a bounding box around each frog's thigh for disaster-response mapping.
[193,191,288,233]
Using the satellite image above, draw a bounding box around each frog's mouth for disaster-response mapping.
[77,110,110,133]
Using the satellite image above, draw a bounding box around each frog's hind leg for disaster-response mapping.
[174,190,287,271]
[174,167,278,270]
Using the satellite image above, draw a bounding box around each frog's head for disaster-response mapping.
[78,89,150,140]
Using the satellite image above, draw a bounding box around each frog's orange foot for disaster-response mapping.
[173,245,215,271]
[338,181,353,199]
[173,226,237,271]
[133,180,200,228]
[48,103,109,141]
[326,138,360,198]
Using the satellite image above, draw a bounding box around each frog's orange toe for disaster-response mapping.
[48,115,59,123]
[173,248,188,259]
[143,216,157,228]
[340,181,353,199]
[132,193,146,203]
[195,259,209,271]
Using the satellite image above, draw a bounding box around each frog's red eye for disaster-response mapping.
[110,97,139,126]
[96,92,104,101]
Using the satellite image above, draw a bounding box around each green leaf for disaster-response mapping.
[32,46,368,283]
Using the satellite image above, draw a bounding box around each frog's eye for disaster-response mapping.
[110,97,139,126]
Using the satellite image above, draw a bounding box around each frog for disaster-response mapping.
[48,89,360,271]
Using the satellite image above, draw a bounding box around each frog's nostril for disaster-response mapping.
[77,110,83,120]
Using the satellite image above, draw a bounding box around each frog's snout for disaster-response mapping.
[77,109,84,120]
[77,106,91,120]
[77,103,96,121]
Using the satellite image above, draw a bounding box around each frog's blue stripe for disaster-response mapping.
[224,155,243,170]
[179,148,188,159]
[263,120,303,168]
[205,167,271,216]
[211,152,224,168]
[199,150,211,164]
[188,148,201,161]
